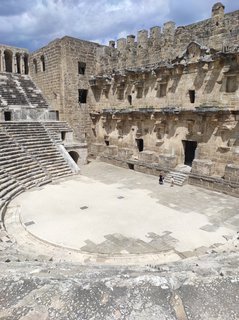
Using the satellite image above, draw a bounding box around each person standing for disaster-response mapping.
[170,176,175,187]
[159,174,164,185]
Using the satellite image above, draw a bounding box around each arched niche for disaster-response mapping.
[16,53,21,74]
[40,55,45,72]
[4,50,13,72]
[33,58,38,73]
[68,151,79,164]
[24,54,29,74]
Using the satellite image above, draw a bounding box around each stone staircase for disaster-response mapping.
[164,170,189,186]
[1,122,73,179]
[41,121,73,144]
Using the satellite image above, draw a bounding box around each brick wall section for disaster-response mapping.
[29,39,62,114]
[59,37,100,142]
[30,37,100,142]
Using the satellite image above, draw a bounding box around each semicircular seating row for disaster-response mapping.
[0,121,74,222]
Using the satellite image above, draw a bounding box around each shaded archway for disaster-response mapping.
[69,151,79,164]
[40,55,45,72]
[16,53,21,74]
[24,54,29,74]
[33,58,38,73]
[182,140,197,166]
[4,50,13,72]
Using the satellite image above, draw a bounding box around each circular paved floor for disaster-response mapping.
[8,162,239,258]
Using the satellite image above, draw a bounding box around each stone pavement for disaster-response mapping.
[4,160,239,265]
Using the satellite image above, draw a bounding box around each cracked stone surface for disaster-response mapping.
[0,252,238,319]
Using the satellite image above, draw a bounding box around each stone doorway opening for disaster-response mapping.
[182,140,197,166]
[4,111,12,121]
[61,132,66,141]
[128,163,134,170]
[136,138,144,152]
[69,151,79,164]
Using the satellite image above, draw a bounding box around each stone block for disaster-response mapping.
[224,164,239,183]
[118,148,133,160]
[192,159,215,176]
[158,154,177,169]
[104,145,118,156]
[138,150,158,162]
[90,143,105,156]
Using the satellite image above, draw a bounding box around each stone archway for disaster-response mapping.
[4,50,13,72]
[69,151,79,164]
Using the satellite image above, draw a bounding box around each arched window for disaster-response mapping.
[24,54,29,74]
[40,55,45,72]
[16,53,21,74]
[33,59,38,73]
[68,151,79,164]
[4,50,13,72]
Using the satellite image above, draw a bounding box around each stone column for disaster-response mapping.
[20,54,24,74]
[3,51,6,72]
[13,54,17,73]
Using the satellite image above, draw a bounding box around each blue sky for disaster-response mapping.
[0,0,238,52]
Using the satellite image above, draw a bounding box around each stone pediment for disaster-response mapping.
[187,41,202,60]
[175,42,214,64]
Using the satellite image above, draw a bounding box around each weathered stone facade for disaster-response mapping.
[28,2,239,195]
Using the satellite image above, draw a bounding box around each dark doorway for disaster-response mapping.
[4,111,11,121]
[189,90,195,103]
[61,132,66,141]
[78,89,88,103]
[136,138,144,152]
[127,95,132,105]
[183,140,197,166]
[105,140,109,146]
[69,151,79,164]
[128,163,134,170]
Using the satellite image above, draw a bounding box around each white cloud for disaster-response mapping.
[0,0,238,51]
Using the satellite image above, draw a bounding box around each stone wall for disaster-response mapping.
[90,48,239,111]
[29,39,62,114]
[30,37,100,142]
[96,3,239,72]
[90,109,239,178]
[58,37,100,142]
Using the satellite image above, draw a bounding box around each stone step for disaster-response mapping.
[0,182,21,199]
[0,157,33,166]
[2,185,24,201]
[0,179,17,192]
[164,171,188,186]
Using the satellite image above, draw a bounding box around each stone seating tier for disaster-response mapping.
[0,121,75,220]
[0,73,49,108]
[1,122,73,179]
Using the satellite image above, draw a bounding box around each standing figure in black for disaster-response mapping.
[159,174,164,185]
